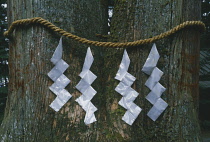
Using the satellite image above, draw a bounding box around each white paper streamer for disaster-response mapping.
[48,37,72,112]
[142,44,168,121]
[142,44,160,75]
[75,47,97,125]
[115,50,142,125]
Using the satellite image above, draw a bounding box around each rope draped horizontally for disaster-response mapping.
[4,17,205,48]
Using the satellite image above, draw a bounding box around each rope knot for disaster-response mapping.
[3,31,9,37]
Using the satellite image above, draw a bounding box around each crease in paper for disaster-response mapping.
[142,44,168,121]
[48,37,72,112]
[115,50,142,125]
[75,47,97,125]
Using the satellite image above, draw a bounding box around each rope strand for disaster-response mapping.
[4,17,205,48]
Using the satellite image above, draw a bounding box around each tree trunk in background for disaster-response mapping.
[103,0,201,141]
[0,0,202,142]
[0,0,108,141]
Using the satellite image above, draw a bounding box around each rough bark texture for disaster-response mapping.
[103,0,201,141]
[0,0,202,142]
[0,0,108,141]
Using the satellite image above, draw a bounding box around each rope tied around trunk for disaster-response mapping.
[4,17,205,48]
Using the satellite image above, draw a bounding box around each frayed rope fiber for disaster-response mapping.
[4,17,205,48]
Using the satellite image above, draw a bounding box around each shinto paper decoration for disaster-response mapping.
[48,37,72,112]
[142,44,168,121]
[75,47,97,125]
[115,50,142,125]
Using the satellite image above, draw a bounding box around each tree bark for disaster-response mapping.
[0,0,202,141]
[103,0,202,141]
[0,0,108,141]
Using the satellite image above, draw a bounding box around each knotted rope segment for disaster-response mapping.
[4,17,205,48]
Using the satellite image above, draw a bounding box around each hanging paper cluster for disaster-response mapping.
[142,44,168,121]
[48,38,72,112]
[48,38,168,125]
[75,47,98,125]
[115,50,142,125]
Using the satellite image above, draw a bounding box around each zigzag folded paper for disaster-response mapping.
[48,37,72,112]
[75,47,97,125]
[142,44,168,121]
[115,50,142,125]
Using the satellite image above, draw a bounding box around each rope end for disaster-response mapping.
[3,31,9,37]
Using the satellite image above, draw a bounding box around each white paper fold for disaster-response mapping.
[142,44,160,75]
[75,47,97,125]
[115,50,130,81]
[115,50,142,125]
[142,44,168,121]
[145,67,163,90]
[48,37,72,112]
[147,98,168,121]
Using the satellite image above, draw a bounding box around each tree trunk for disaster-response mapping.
[0,0,108,141]
[103,0,201,141]
[0,0,202,142]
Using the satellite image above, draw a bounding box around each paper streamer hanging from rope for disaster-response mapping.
[48,37,72,112]
[75,47,97,125]
[142,44,168,121]
[115,50,142,125]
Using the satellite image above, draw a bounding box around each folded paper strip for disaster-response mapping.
[48,37,72,112]
[75,47,97,125]
[115,50,142,125]
[142,44,168,121]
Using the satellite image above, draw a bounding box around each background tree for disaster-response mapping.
[0,0,204,141]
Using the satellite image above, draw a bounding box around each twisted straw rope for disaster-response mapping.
[4,17,205,48]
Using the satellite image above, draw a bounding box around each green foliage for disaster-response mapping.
[201,120,210,130]
[201,0,210,48]
[0,86,7,94]
[0,0,8,124]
